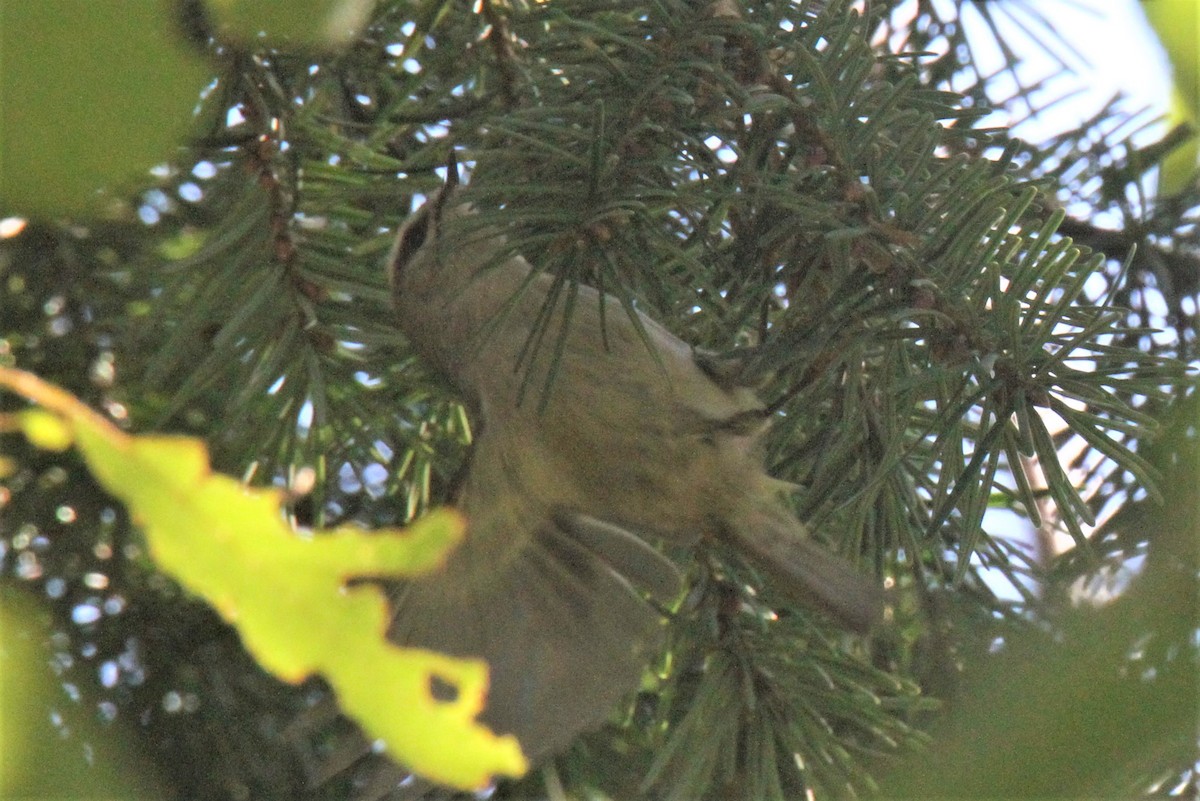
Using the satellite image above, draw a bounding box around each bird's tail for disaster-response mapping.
[384,511,681,763]
[729,496,884,633]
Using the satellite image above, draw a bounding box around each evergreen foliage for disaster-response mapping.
[2,1,1195,798]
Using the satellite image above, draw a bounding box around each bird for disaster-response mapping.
[383,173,883,764]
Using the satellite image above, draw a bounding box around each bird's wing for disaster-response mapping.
[384,425,681,763]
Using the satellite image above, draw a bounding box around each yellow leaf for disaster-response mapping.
[0,367,528,788]
[14,409,74,451]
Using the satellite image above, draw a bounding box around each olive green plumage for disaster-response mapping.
[385,180,882,762]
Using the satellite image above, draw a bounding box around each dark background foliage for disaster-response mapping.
[1,1,1196,799]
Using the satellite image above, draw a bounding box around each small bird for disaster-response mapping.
[385,174,883,763]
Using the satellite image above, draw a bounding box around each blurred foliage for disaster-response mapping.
[1,0,1196,799]
[882,386,1198,799]
[0,584,167,799]
[206,0,378,49]
[0,368,512,789]
[0,0,213,217]
[1142,0,1199,195]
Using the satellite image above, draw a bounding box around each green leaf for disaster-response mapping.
[1,587,166,797]
[1142,0,1199,194]
[0,0,214,218]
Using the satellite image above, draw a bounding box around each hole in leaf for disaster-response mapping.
[429,674,459,703]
